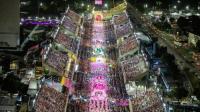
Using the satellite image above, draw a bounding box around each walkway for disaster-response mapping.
[88,13,110,112]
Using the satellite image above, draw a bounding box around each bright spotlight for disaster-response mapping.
[81,3,84,7]
[104,3,108,8]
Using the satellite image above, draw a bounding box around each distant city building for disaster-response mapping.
[0,0,20,49]
[0,96,16,112]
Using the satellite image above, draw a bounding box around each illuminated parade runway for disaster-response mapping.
[88,13,110,112]
[33,3,165,112]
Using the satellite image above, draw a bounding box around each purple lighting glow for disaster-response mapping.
[93,83,106,90]
[21,19,59,26]
[95,0,103,5]
[88,13,109,112]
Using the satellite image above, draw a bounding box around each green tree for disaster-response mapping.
[1,74,20,96]
[174,87,189,99]
[44,68,49,75]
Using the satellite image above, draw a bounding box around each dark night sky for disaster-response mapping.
[20,0,200,17]
[129,0,200,8]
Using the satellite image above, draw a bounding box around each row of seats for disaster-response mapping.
[113,12,129,25]
[62,17,78,34]
[118,35,138,55]
[62,9,82,34]
[115,22,133,38]
[113,12,132,38]
[121,55,146,82]
[45,49,69,74]
[66,10,82,24]
[55,32,79,54]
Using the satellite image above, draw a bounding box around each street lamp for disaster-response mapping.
[186,5,189,10]
[35,16,39,20]
[144,4,148,8]
[143,4,148,14]
[173,5,177,9]
[81,3,84,7]
[104,3,108,8]
[87,5,90,10]
[40,2,43,7]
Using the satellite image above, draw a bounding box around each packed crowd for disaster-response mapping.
[90,63,109,75]
[66,10,82,25]
[113,12,129,25]
[107,47,118,60]
[115,22,133,38]
[83,20,93,38]
[55,31,79,53]
[89,99,109,111]
[35,85,67,112]
[42,8,82,76]
[109,66,128,99]
[62,17,78,34]
[113,11,133,39]
[105,30,116,45]
[92,25,104,33]
[118,35,138,55]
[45,49,69,74]
[77,20,94,74]
[79,59,90,73]
[78,46,92,60]
[80,20,116,58]
[104,21,116,45]
[81,38,91,47]
[121,55,147,81]
[62,9,83,36]
[104,21,114,31]
[130,89,164,112]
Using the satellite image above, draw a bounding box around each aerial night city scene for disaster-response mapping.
[0,0,200,112]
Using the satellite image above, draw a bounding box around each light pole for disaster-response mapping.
[186,5,189,10]
[104,3,108,9]
[40,2,43,7]
[144,4,148,14]
[37,0,39,17]
[81,3,84,7]
[144,4,148,8]
[37,1,43,17]
[173,5,177,9]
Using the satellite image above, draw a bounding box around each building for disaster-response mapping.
[0,0,20,49]
[0,96,16,112]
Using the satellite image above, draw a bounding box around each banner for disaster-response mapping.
[95,0,103,5]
